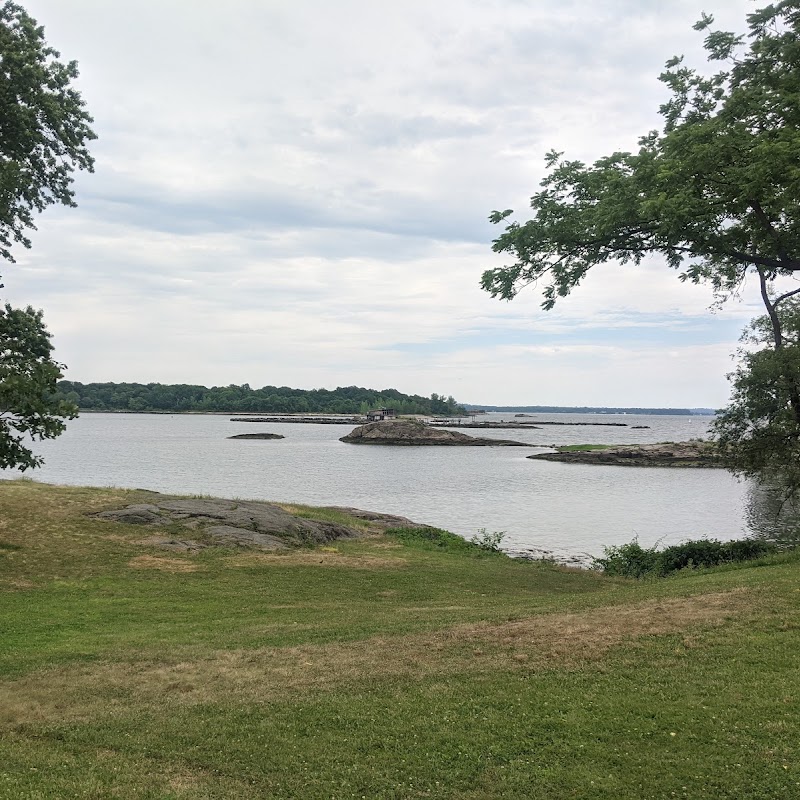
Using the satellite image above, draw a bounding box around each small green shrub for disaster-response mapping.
[594,536,777,578]
[723,538,775,561]
[593,539,661,578]
[470,528,506,552]
[657,539,729,573]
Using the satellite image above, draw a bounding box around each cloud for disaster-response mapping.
[5,0,760,406]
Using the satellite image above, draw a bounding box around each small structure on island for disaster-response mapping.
[365,407,396,421]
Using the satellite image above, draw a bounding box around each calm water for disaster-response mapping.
[1,412,780,562]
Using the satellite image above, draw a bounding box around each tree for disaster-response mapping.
[483,3,800,310]
[0,303,77,470]
[0,1,94,469]
[713,303,800,496]
[481,1,800,485]
[0,1,96,267]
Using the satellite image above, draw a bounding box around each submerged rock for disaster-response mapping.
[340,419,530,446]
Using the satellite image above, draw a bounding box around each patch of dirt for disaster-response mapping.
[0,590,752,726]
[450,590,748,658]
[127,555,200,573]
[0,578,36,591]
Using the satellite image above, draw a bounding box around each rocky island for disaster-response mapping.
[340,419,531,446]
[227,432,285,440]
[527,441,720,467]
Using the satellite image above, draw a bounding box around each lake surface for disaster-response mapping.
[1,412,783,562]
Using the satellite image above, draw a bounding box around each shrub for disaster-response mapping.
[594,536,777,578]
[470,528,506,552]
[723,538,775,561]
[592,539,661,578]
[658,539,729,573]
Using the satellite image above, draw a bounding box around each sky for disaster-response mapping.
[3,0,786,407]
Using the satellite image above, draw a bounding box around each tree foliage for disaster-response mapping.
[713,303,800,494]
[482,2,800,311]
[0,303,77,470]
[0,0,96,267]
[481,1,800,489]
[54,381,467,417]
[0,2,94,470]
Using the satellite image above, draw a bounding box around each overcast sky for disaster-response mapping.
[5,0,781,407]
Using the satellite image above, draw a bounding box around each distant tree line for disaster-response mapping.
[55,382,466,416]
[466,405,712,416]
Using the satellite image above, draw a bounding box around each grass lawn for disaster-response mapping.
[1,479,799,799]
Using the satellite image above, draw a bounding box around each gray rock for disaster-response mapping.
[227,433,285,440]
[322,507,422,529]
[340,419,530,446]
[527,441,720,467]
[93,497,366,549]
[205,525,289,549]
[96,505,168,525]
[136,536,207,551]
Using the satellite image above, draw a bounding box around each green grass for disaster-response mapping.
[275,502,375,531]
[1,479,799,799]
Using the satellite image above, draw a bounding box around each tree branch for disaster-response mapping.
[749,198,793,264]
[773,286,800,309]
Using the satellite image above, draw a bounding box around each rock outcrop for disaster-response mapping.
[527,441,720,467]
[428,421,541,429]
[227,432,285,440]
[340,419,530,446]
[95,497,368,550]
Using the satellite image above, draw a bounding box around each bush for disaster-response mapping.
[657,539,729,573]
[470,528,505,552]
[594,536,777,578]
[592,539,661,578]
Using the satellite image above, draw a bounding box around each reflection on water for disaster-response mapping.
[3,411,797,560]
[744,481,800,547]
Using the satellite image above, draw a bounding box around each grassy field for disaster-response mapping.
[1,479,799,799]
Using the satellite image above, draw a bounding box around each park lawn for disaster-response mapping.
[0,479,799,799]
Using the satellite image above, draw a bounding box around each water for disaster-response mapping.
[1,412,779,562]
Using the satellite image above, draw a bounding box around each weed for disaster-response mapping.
[470,528,506,552]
